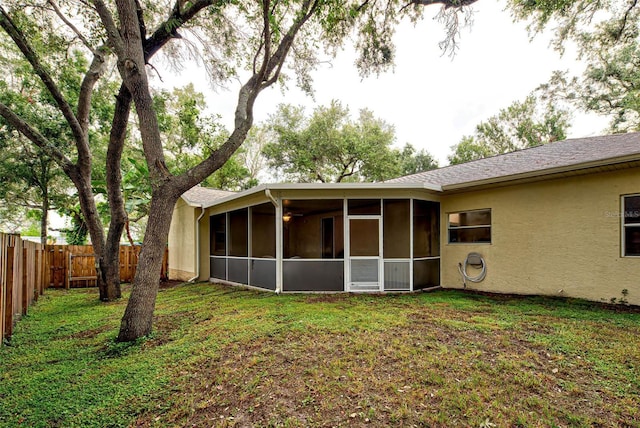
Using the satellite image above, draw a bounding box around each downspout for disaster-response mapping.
[188,205,206,283]
[265,188,278,207]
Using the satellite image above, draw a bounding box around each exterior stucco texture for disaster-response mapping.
[168,199,197,281]
[441,168,640,305]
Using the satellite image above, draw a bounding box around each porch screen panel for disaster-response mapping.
[228,258,248,284]
[384,261,410,290]
[210,257,226,280]
[348,199,381,215]
[229,208,248,257]
[351,259,378,283]
[249,259,276,290]
[283,260,344,291]
[251,203,276,258]
[283,199,343,259]
[322,218,334,259]
[414,200,440,258]
[349,219,379,256]
[210,214,226,256]
[383,199,410,258]
[413,259,440,289]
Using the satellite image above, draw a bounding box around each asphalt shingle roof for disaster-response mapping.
[389,132,640,188]
[181,186,235,206]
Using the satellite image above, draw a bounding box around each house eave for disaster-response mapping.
[201,182,443,209]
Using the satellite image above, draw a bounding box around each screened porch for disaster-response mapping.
[209,198,440,292]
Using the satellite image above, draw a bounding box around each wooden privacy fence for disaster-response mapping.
[2,237,168,344]
[1,233,46,343]
[47,245,169,288]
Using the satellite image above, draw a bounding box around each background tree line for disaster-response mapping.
[0,89,439,244]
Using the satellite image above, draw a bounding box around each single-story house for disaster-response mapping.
[168,133,640,305]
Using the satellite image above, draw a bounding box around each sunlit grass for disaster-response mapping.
[1,283,639,427]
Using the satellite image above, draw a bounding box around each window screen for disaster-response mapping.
[210,214,226,256]
[229,208,248,257]
[623,195,640,256]
[448,209,491,244]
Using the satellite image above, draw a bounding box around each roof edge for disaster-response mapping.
[441,153,640,191]
[202,182,443,208]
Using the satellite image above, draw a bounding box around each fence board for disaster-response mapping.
[46,245,168,288]
[0,233,7,343]
[1,233,45,344]
[3,247,15,339]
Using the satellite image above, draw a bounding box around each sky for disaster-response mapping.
[155,0,610,166]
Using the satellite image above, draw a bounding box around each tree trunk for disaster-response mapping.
[69,172,118,301]
[99,247,122,301]
[94,85,132,302]
[99,218,124,301]
[40,192,48,244]
[117,189,177,341]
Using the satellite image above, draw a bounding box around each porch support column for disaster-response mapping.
[410,198,414,292]
[275,196,283,294]
[265,189,282,294]
[343,198,348,292]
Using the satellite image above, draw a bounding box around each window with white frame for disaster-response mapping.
[623,195,640,256]
[448,209,491,244]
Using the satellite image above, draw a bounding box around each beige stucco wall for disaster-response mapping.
[440,167,640,305]
[198,208,211,281]
[168,199,197,281]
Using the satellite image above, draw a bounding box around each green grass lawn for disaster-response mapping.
[1,283,639,427]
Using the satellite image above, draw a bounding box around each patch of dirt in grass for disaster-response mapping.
[303,294,353,304]
[134,308,639,427]
[159,280,185,290]
[462,289,640,312]
[67,325,110,340]
[146,310,200,347]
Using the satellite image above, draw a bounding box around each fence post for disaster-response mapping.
[4,247,14,340]
[66,252,71,290]
[35,247,42,299]
[22,248,28,316]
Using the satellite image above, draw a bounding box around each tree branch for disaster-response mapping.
[47,0,96,54]
[175,0,320,193]
[92,0,124,57]
[260,0,319,88]
[143,0,222,61]
[133,0,147,40]
[77,46,108,134]
[105,84,132,244]
[0,5,87,150]
[256,0,272,81]
[408,0,478,8]
[0,101,76,175]
[616,0,638,40]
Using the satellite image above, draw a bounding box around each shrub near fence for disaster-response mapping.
[1,233,46,343]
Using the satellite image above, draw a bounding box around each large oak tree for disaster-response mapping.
[448,94,571,165]
[510,0,640,132]
[264,101,437,182]
[0,0,477,342]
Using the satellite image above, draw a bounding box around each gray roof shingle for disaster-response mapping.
[181,186,235,206]
[388,132,640,188]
